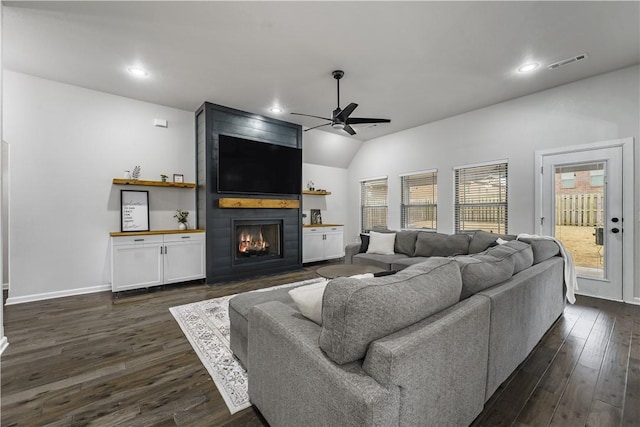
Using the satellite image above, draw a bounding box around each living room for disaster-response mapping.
[1,2,639,426]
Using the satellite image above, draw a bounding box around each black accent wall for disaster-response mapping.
[195,102,303,283]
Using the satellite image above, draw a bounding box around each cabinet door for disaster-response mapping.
[303,229,325,263]
[112,243,163,291]
[323,228,345,260]
[163,235,206,284]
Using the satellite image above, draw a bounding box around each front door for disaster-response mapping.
[540,146,623,300]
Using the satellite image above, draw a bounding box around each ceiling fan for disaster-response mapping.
[291,70,391,136]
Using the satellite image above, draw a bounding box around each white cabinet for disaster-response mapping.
[111,232,205,292]
[303,226,344,263]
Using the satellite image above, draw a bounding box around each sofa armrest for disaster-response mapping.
[363,295,490,427]
[344,242,363,264]
[248,301,399,427]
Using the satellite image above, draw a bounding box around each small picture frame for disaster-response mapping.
[121,190,150,232]
[173,174,184,183]
[310,209,322,225]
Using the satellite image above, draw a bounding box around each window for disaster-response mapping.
[454,162,508,234]
[361,177,388,233]
[401,171,437,229]
[590,169,604,187]
[561,172,576,189]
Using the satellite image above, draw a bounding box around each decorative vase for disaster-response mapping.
[124,170,131,179]
[178,222,187,231]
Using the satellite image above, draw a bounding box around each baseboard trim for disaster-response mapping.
[5,284,111,305]
[0,336,8,355]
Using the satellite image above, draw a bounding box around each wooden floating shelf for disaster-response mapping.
[218,198,300,209]
[112,178,196,189]
[303,190,332,195]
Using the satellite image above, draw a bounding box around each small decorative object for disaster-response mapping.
[307,180,315,191]
[123,170,131,179]
[173,174,184,183]
[160,174,168,182]
[174,209,189,230]
[301,213,308,225]
[310,209,322,225]
[131,165,141,180]
[121,190,150,232]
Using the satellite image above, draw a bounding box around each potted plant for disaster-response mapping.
[301,213,307,225]
[160,174,168,182]
[174,209,189,230]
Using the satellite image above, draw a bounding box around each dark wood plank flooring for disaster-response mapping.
[2,266,639,426]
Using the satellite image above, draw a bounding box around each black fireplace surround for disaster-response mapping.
[195,102,303,283]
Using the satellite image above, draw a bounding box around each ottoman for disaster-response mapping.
[229,278,326,367]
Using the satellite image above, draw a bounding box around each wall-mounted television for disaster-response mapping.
[217,134,302,195]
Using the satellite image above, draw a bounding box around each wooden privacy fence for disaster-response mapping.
[556,193,603,226]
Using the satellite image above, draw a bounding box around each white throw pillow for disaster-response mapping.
[288,280,328,325]
[496,237,508,245]
[288,274,375,325]
[366,231,396,255]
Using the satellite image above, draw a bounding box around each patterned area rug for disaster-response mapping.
[169,277,327,414]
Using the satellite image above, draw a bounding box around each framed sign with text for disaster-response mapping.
[121,190,150,232]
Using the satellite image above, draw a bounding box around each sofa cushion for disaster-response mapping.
[518,238,560,264]
[366,231,396,255]
[288,280,329,325]
[455,254,515,299]
[319,257,462,365]
[391,256,430,271]
[394,230,419,256]
[468,230,516,254]
[485,240,534,274]
[359,233,370,253]
[353,253,408,270]
[413,232,470,257]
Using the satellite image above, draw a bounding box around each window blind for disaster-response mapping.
[401,171,437,229]
[454,162,508,234]
[361,178,388,233]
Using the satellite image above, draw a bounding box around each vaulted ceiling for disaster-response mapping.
[4,1,639,147]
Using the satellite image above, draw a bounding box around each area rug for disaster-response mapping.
[169,277,327,414]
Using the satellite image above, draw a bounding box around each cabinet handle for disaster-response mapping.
[165,246,168,254]
[160,246,163,255]
[134,238,144,242]
[181,236,191,239]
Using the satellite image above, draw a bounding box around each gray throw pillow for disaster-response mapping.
[413,232,470,257]
[455,254,515,299]
[485,240,534,274]
[394,230,419,256]
[319,257,462,365]
[468,230,516,254]
[517,238,560,264]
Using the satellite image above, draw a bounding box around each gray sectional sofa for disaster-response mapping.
[229,230,565,426]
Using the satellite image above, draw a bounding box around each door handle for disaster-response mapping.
[611,228,620,234]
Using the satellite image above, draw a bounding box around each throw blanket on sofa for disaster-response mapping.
[516,233,577,304]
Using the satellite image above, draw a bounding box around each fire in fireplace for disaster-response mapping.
[234,221,282,261]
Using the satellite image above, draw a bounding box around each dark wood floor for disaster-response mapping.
[1,265,638,426]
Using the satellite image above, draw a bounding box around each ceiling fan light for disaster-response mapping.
[517,62,539,73]
[331,123,345,129]
[127,66,148,77]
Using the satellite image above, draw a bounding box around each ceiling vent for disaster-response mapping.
[547,53,588,70]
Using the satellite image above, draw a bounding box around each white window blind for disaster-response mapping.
[361,178,388,233]
[401,171,437,229]
[454,162,508,234]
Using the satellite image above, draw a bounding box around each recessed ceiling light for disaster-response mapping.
[269,106,283,113]
[127,66,148,78]
[517,62,540,73]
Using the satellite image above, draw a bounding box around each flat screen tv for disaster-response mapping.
[217,134,302,195]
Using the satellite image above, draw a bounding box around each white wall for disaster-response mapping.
[347,66,639,299]
[0,2,7,354]
[302,163,348,244]
[3,71,195,303]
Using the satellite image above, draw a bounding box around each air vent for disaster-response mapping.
[548,53,588,70]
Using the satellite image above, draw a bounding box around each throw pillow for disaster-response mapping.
[394,230,419,256]
[288,280,328,325]
[366,231,396,255]
[413,232,470,257]
[468,230,516,254]
[359,233,370,253]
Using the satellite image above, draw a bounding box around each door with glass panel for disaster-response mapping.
[540,147,623,300]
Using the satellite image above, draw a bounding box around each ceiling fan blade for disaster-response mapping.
[291,112,332,121]
[336,103,358,121]
[343,124,356,135]
[346,117,391,125]
[303,122,331,132]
